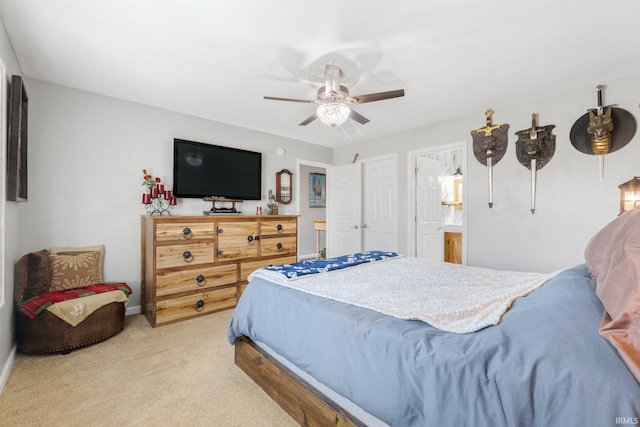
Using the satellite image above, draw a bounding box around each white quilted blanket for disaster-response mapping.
[249,256,561,333]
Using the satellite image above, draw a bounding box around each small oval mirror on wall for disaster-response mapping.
[276,169,293,205]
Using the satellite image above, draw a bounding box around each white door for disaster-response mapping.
[326,163,362,257]
[362,157,398,252]
[415,156,443,260]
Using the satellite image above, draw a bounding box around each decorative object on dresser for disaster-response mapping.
[471,109,509,208]
[203,196,242,215]
[141,169,177,215]
[569,85,636,180]
[514,113,556,214]
[267,189,278,215]
[14,246,130,354]
[141,214,298,327]
[7,75,28,202]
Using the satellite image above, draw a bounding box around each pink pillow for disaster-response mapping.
[585,207,640,279]
[596,208,640,382]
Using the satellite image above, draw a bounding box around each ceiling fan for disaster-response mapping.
[264,64,405,128]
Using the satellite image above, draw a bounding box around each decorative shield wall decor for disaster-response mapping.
[471,109,509,208]
[515,113,556,214]
[569,85,636,180]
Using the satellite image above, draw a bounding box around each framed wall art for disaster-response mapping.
[7,75,28,202]
[309,173,325,208]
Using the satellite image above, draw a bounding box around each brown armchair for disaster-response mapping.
[14,250,126,354]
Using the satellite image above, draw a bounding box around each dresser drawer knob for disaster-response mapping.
[277,224,283,233]
[276,243,283,251]
[196,275,206,287]
[183,251,193,262]
[247,235,255,245]
[216,249,224,257]
[182,227,192,239]
[195,300,205,312]
[216,227,224,234]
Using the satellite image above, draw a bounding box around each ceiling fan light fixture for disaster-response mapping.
[317,102,351,128]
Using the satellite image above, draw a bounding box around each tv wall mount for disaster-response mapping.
[203,197,242,215]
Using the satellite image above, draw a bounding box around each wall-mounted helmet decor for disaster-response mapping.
[569,85,636,180]
[471,109,509,208]
[515,113,556,214]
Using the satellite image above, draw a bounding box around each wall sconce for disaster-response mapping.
[618,177,640,215]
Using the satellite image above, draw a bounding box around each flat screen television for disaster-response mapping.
[173,139,262,200]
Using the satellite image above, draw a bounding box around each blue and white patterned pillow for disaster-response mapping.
[264,251,399,279]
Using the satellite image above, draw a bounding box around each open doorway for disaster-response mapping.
[295,159,332,261]
[407,142,466,264]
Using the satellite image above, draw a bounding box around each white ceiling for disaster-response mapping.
[1,0,639,148]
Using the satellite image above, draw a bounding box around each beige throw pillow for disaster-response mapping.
[49,246,104,291]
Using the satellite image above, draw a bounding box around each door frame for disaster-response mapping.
[407,142,467,263]
[295,158,333,215]
[295,158,333,259]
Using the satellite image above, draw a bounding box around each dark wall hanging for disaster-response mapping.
[570,85,636,180]
[7,75,28,202]
[471,109,509,208]
[515,113,556,214]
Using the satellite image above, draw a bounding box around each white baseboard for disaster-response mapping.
[0,344,17,396]
[126,304,141,316]
[298,253,317,262]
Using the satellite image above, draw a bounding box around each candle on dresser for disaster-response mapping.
[165,190,172,200]
[151,187,158,198]
[157,184,164,193]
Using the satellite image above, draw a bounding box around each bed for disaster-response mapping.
[227,211,640,426]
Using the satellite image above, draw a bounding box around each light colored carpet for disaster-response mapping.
[0,310,298,427]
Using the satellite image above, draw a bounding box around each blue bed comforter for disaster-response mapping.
[227,263,640,426]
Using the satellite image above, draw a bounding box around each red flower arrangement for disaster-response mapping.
[142,169,161,190]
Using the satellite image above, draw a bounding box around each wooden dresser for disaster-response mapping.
[141,215,298,327]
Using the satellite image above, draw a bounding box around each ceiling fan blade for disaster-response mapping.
[351,89,405,104]
[264,96,315,103]
[299,113,318,126]
[349,109,370,125]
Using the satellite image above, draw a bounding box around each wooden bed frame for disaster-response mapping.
[234,336,367,427]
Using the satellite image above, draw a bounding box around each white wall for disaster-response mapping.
[21,79,333,310]
[334,73,640,273]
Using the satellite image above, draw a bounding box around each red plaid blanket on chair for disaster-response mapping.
[19,282,132,319]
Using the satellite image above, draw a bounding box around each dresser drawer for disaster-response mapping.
[155,222,215,241]
[156,264,238,296]
[261,218,297,235]
[217,221,259,261]
[155,287,237,325]
[260,236,297,258]
[156,242,214,269]
[240,255,297,282]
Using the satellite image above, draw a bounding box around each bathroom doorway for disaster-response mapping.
[408,142,466,264]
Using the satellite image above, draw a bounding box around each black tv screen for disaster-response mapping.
[173,139,262,200]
